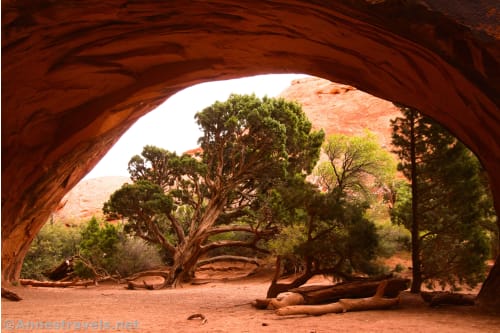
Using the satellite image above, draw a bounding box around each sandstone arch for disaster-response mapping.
[2,1,499,307]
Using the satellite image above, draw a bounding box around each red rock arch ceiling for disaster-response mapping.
[2,1,499,306]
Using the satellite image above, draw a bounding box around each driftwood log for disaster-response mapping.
[275,280,400,316]
[421,291,475,307]
[253,277,409,309]
[19,279,96,288]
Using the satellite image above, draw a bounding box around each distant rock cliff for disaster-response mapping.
[52,176,130,224]
[280,77,401,149]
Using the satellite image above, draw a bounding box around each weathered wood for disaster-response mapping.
[19,279,94,288]
[1,287,22,301]
[45,258,74,281]
[276,280,401,316]
[254,278,409,310]
[126,279,166,290]
[124,269,171,289]
[270,293,305,309]
[276,302,344,316]
[266,256,316,298]
[289,278,409,305]
[421,291,475,306]
[124,269,170,281]
[251,298,273,309]
[196,255,260,268]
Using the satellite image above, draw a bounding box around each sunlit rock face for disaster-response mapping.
[2,0,499,306]
[280,77,401,148]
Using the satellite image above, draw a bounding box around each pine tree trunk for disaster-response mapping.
[409,109,422,293]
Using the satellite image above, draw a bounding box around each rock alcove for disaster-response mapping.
[2,0,499,307]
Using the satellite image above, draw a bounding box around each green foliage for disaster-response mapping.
[113,238,162,277]
[267,178,383,278]
[103,180,175,246]
[375,222,411,257]
[22,217,163,280]
[390,106,494,289]
[315,131,396,199]
[264,132,400,280]
[197,94,325,182]
[103,94,325,285]
[74,217,122,278]
[21,222,80,280]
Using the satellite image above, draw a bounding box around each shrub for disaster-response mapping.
[21,222,80,280]
[23,217,165,280]
[74,217,121,278]
[376,222,411,257]
[113,237,162,277]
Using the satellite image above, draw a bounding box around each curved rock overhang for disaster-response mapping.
[2,1,499,306]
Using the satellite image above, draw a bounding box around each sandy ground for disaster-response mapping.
[2,268,499,333]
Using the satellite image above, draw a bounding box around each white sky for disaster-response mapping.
[84,74,309,179]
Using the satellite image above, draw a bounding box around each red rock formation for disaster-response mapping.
[52,176,130,224]
[280,77,401,148]
[2,0,499,307]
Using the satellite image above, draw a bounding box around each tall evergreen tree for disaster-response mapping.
[391,105,492,292]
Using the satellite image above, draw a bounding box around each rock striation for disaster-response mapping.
[2,0,499,307]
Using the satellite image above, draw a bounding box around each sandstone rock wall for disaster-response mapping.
[280,77,400,148]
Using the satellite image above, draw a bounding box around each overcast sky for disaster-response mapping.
[84,74,309,179]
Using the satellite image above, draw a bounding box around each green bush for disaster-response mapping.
[376,222,411,257]
[74,217,122,278]
[21,222,80,280]
[74,217,163,278]
[23,217,163,280]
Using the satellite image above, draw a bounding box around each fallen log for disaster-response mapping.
[19,279,95,288]
[421,291,475,307]
[1,288,22,301]
[44,258,74,281]
[253,277,409,309]
[270,293,305,309]
[276,280,400,316]
[289,277,409,305]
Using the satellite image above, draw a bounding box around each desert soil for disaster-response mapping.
[2,267,499,333]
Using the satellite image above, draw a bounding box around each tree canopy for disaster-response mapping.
[264,132,396,297]
[104,94,324,286]
[314,131,396,199]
